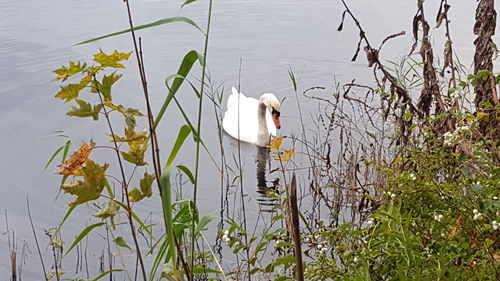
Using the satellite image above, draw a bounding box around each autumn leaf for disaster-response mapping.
[275,149,296,161]
[60,160,109,207]
[53,61,87,81]
[93,200,119,219]
[93,50,132,68]
[267,136,283,149]
[128,173,155,202]
[120,142,147,166]
[450,215,463,238]
[104,101,144,128]
[94,72,122,101]
[139,173,155,198]
[66,99,102,120]
[128,188,145,202]
[58,140,96,176]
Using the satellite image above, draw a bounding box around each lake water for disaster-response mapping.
[0,0,490,279]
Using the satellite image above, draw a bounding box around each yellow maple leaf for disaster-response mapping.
[267,136,283,149]
[58,140,96,176]
[275,149,296,161]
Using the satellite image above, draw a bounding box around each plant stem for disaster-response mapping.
[94,76,147,280]
[191,0,213,280]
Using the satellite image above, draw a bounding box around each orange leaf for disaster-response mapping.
[450,215,462,238]
[267,136,283,149]
[58,140,96,176]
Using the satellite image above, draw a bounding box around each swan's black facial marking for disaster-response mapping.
[272,108,281,129]
[272,108,280,117]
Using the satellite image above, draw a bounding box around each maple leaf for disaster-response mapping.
[93,200,119,219]
[120,142,147,166]
[66,99,102,120]
[53,61,87,81]
[93,72,122,101]
[93,50,132,68]
[61,160,109,207]
[54,74,92,103]
[128,188,145,203]
[104,101,144,128]
[127,172,155,202]
[139,172,155,198]
[267,136,283,149]
[58,140,96,176]
[275,149,296,161]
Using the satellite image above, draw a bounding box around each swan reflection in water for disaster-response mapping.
[255,147,280,211]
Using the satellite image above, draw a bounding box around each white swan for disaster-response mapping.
[222,87,281,147]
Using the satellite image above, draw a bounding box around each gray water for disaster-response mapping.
[0,0,487,279]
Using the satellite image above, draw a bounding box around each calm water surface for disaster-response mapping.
[0,0,485,279]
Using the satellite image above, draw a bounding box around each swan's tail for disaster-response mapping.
[227,86,244,108]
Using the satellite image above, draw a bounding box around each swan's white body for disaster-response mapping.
[222,87,280,146]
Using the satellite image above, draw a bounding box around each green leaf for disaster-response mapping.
[155,50,200,128]
[76,17,203,45]
[120,142,147,166]
[64,222,105,258]
[93,200,119,219]
[61,160,109,207]
[90,269,124,281]
[113,236,131,250]
[128,188,145,202]
[176,165,195,184]
[166,125,191,167]
[44,145,65,170]
[55,83,87,102]
[66,99,101,120]
[99,72,122,101]
[53,61,87,81]
[140,172,155,198]
[191,266,221,274]
[195,213,219,235]
[93,51,132,68]
[181,0,197,8]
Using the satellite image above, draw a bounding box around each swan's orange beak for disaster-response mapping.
[272,112,281,129]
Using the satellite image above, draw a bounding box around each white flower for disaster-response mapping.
[451,92,460,100]
[224,230,229,236]
[409,173,416,181]
[316,244,323,250]
[391,193,397,199]
[473,211,483,221]
[493,196,498,200]
[366,218,375,228]
[434,214,443,222]
[222,234,228,240]
[224,237,231,243]
[492,221,498,230]
[353,257,359,263]
[233,241,240,246]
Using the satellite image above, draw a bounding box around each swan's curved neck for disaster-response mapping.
[257,102,270,147]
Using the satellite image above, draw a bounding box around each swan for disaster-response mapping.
[222,87,281,147]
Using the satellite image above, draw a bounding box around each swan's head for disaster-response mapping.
[259,93,281,129]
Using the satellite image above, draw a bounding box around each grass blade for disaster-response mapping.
[154,50,201,128]
[160,166,177,270]
[91,269,124,281]
[166,125,191,168]
[176,165,195,184]
[64,222,105,258]
[76,17,202,45]
[43,145,64,170]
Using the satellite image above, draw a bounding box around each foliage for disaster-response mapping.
[305,120,500,280]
